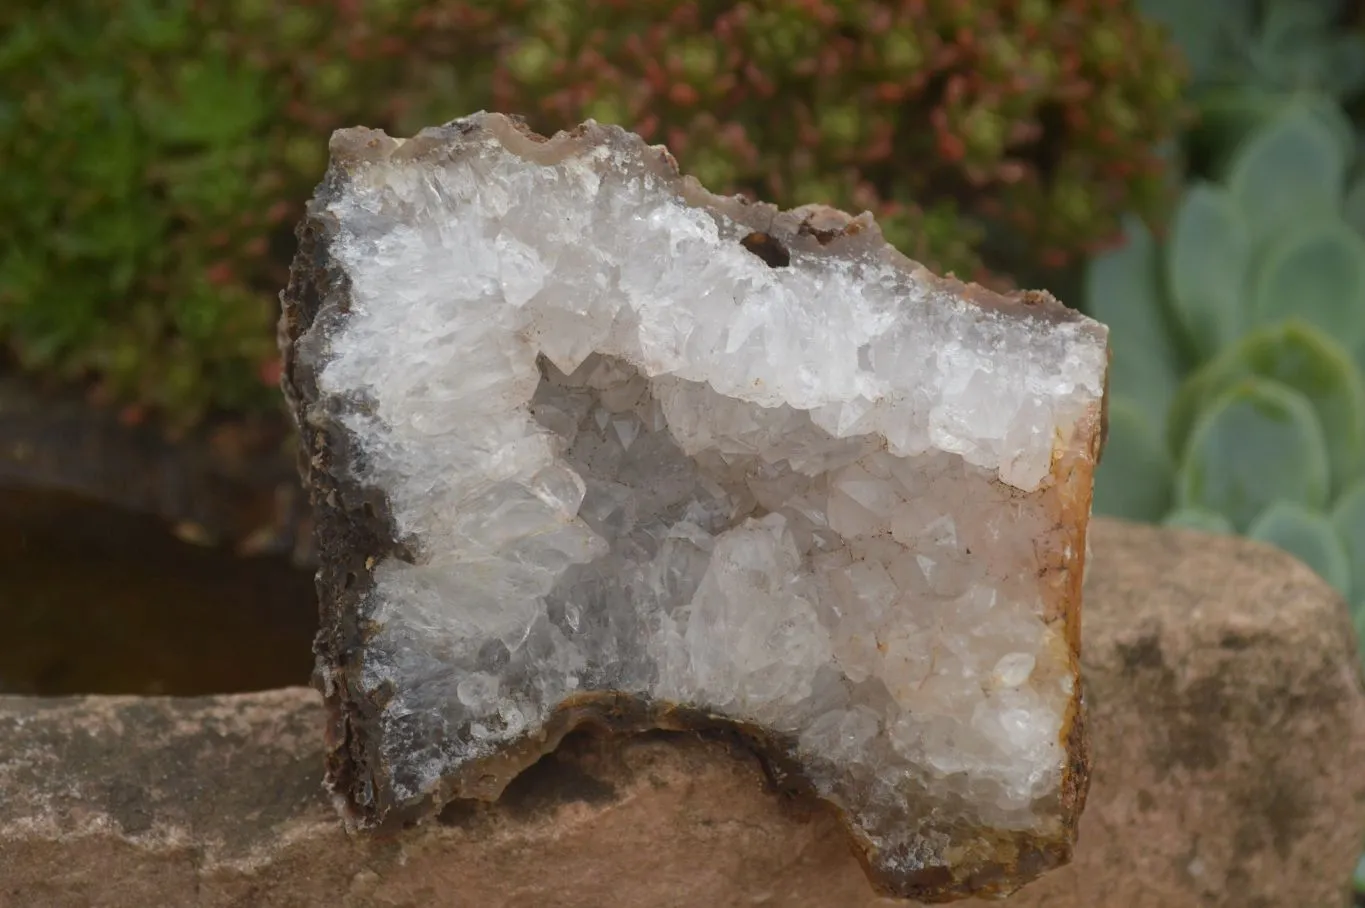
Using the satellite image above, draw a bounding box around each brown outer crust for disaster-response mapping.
[278,112,1101,902]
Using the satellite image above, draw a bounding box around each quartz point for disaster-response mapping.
[280,112,1108,902]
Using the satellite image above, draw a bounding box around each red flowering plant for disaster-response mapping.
[494,0,1186,283]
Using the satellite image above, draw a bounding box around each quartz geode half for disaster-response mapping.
[280,112,1108,902]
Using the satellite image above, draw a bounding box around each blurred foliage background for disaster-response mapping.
[1,0,1186,431]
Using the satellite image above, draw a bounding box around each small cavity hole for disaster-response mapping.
[740,231,791,268]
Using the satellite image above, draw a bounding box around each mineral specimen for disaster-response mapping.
[280,113,1108,902]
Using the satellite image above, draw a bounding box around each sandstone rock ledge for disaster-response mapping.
[2,518,1363,908]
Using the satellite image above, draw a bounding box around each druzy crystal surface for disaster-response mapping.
[280,113,1108,901]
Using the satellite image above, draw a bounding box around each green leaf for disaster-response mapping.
[1254,5,1365,93]
[0,18,46,72]
[1164,183,1251,358]
[1093,396,1175,522]
[1248,6,1325,89]
[1176,378,1330,530]
[1248,1,1365,97]
[137,54,267,146]
[1083,215,1185,438]
[1190,87,1284,166]
[1331,480,1365,603]
[1247,501,1351,595]
[1343,172,1365,239]
[1258,0,1333,42]
[1137,0,1254,84]
[1166,322,1365,491]
[153,145,258,222]
[1224,103,1348,247]
[1191,88,1354,172]
[118,0,192,52]
[1162,508,1235,534]
[1250,220,1365,351]
[1319,36,1365,99]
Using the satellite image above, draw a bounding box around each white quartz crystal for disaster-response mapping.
[294,113,1107,893]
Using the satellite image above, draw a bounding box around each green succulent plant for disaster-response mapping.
[1139,0,1365,95]
[1087,95,1365,626]
[1140,0,1365,172]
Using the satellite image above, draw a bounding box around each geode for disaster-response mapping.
[280,113,1108,902]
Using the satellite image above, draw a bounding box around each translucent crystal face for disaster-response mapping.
[290,113,1108,898]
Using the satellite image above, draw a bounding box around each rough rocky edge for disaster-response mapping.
[278,112,1110,901]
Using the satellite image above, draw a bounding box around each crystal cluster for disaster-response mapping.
[280,113,1108,901]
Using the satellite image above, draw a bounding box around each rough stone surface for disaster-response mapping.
[3,520,1362,908]
[279,112,1106,900]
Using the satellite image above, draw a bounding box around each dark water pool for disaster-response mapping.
[0,486,316,695]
